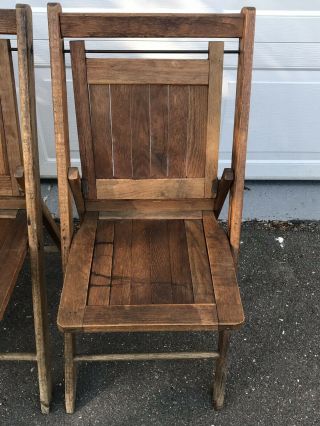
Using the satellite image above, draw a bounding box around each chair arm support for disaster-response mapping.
[68,167,85,222]
[213,168,234,219]
[14,165,61,249]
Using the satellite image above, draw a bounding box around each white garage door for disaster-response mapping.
[2,0,320,179]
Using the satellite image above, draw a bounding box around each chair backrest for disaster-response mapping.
[48,4,255,266]
[0,38,23,196]
[70,41,223,201]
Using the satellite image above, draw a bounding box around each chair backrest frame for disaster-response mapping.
[47,4,255,267]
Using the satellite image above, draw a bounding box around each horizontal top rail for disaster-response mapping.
[0,9,16,35]
[63,48,239,55]
[60,13,244,39]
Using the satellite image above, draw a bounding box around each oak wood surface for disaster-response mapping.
[0,10,16,35]
[96,178,205,199]
[87,59,209,85]
[60,13,243,38]
[0,212,28,320]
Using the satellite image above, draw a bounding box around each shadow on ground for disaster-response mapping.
[0,221,319,425]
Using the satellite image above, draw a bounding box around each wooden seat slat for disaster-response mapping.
[0,212,28,320]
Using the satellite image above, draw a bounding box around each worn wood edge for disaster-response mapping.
[87,59,209,85]
[202,211,245,329]
[0,196,25,210]
[86,198,214,211]
[60,13,244,38]
[99,210,203,220]
[48,2,73,271]
[0,352,37,361]
[68,166,85,222]
[57,212,98,330]
[74,352,219,362]
[96,178,205,199]
[0,9,17,35]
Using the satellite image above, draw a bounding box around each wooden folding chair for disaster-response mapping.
[48,4,255,413]
[0,5,60,413]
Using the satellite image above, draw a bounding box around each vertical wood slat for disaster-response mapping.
[168,220,194,304]
[48,3,73,271]
[70,41,96,198]
[204,41,224,197]
[89,85,113,178]
[150,220,172,304]
[185,219,215,303]
[110,85,132,178]
[167,86,189,177]
[0,103,9,175]
[228,8,256,263]
[0,39,22,195]
[186,85,208,178]
[109,220,132,305]
[131,85,150,178]
[150,85,168,177]
[130,220,152,304]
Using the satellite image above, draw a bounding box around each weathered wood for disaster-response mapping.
[0,213,28,320]
[16,4,52,413]
[70,41,96,198]
[109,220,132,305]
[14,165,61,249]
[213,330,231,410]
[130,220,152,304]
[87,59,209,85]
[168,220,194,304]
[0,196,25,210]
[228,7,256,263]
[74,351,219,362]
[0,352,37,361]
[89,85,113,178]
[150,220,172,304]
[187,85,207,177]
[48,3,73,271]
[83,304,218,332]
[68,167,85,222]
[214,168,234,218]
[96,178,205,199]
[60,13,244,38]
[58,212,98,330]
[131,85,150,178]
[99,210,202,220]
[0,39,22,195]
[64,332,76,414]
[0,9,17,34]
[150,85,168,177]
[0,176,13,195]
[202,212,244,328]
[185,220,215,303]
[205,42,224,197]
[168,86,189,177]
[86,199,214,212]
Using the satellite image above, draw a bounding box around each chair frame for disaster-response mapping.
[48,3,255,413]
[0,5,59,414]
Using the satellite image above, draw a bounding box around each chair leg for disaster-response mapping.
[32,277,52,414]
[213,330,231,410]
[65,332,77,414]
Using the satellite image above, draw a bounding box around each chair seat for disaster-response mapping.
[0,211,28,320]
[58,211,244,332]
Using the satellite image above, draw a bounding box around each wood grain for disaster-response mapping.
[0,213,28,320]
[96,178,205,199]
[89,85,113,178]
[150,85,168,177]
[87,59,209,85]
[205,42,224,197]
[203,212,244,328]
[58,212,98,330]
[109,220,132,305]
[70,41,96,198]
[168,220,194,304]
[60,13,243,38]
[0,9,16,35]
[185,219,215,303]
[82,304,218,332]
[228,7,256,263]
